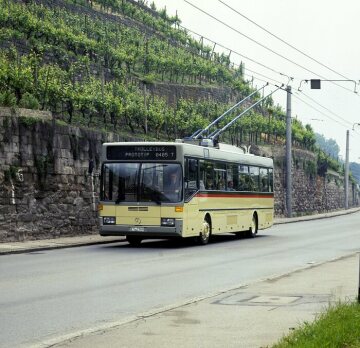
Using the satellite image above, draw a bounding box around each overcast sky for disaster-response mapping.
[152,0,360,162]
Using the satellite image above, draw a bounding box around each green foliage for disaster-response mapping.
[0,91,17,106]
[4,165,19,183]
[317,150,341,175]
[141,74,156,85]
[0,0,318,151]
[34,154,53,188]
[19,92,40,109]
[19,116,41,127]
[273,302,360,348]
[315,133,340,159]
[0,0,246,87]
[350,162,360,185]
[304,160,317,178]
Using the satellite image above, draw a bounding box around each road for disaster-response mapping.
[1,212,360,347]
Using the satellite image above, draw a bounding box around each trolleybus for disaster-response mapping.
[98,141,274,246]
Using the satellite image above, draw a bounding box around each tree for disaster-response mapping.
[315,133,340,159]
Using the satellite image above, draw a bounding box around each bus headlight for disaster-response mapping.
[103,216,116,225]
[161,218,175,227]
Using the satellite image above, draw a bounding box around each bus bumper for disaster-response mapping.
[99,219,183,237]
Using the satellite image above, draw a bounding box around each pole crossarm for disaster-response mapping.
[191,83,268,139]
[209,85,283,140]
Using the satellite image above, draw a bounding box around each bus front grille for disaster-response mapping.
[128,207,149,212]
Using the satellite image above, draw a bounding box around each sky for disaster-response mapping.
[151,0,360,162]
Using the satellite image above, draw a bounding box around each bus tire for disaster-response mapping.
[197,218,211,245]
[246,213,258,238]
[126,235,143,246]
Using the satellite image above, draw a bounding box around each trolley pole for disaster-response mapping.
[286,85,292,218]
[345,130,349,209]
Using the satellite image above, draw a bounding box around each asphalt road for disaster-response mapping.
[1,212,360,347]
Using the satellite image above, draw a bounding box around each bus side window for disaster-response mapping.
[269,168,273,192]
[238,165,249,191]
[260,168,269,192]
[227,164,238,191]
[202,160,215,190]
[199,160,206,190]
[185,158,199,199]
[249,166,260,191]
[214,162,226,190]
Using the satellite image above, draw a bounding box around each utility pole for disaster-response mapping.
[286,85,292,217]
[345,130,349,209]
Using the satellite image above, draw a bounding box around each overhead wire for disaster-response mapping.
[244,67,284,85]
[293,92,350,129]
[218,0,355,82]
[294,92,360,138]
[184,0,357,95]
[177,23,284,78]
[299,91,356,128]
[178,1,360,150]
[180,0,360,137]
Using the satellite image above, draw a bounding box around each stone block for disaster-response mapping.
[60,135,71,149]
[18,213,34,222]
[63,166,75,175]
[69,127,81,137]
[59,148,70,158]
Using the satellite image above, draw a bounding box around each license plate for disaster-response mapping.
[130,227,145,232]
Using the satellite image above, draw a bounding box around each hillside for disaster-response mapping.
[0,0,358,244]
[0,0,319,149]
[0,0,248,138]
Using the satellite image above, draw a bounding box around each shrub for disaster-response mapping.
[19,92,40,109]
[0,91,17,107]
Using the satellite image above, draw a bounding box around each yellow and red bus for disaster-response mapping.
[98,141,274,246]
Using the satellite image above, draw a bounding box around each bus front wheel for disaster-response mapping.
[197,219,211,245]
[246,214,258,238]
[126,235,143,246]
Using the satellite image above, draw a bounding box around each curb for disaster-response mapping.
[274,207,360,225]
[1,208,359,255]
[0,238,125,256]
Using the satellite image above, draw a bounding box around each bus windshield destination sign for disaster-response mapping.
[107,145,177,160]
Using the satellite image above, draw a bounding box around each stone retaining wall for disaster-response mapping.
[0,108,358,241]
[0,108,140,241]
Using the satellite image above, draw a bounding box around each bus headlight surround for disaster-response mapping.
[161,218,175,227]
[103,216,116,225]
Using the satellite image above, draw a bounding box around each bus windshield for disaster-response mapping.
[101,162,183,204]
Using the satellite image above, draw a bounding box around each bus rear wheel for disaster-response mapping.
[246,214,258,238]
[126,235,143,246]
[197,219,211,245]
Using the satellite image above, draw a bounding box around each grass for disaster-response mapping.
[272,301,360,348]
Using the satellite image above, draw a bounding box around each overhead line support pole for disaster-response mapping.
[286,85,292,218]
[345,130,349,209]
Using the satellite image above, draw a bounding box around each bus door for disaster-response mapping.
[184,158,200,236]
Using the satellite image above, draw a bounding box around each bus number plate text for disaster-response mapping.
[130,227,145,232]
